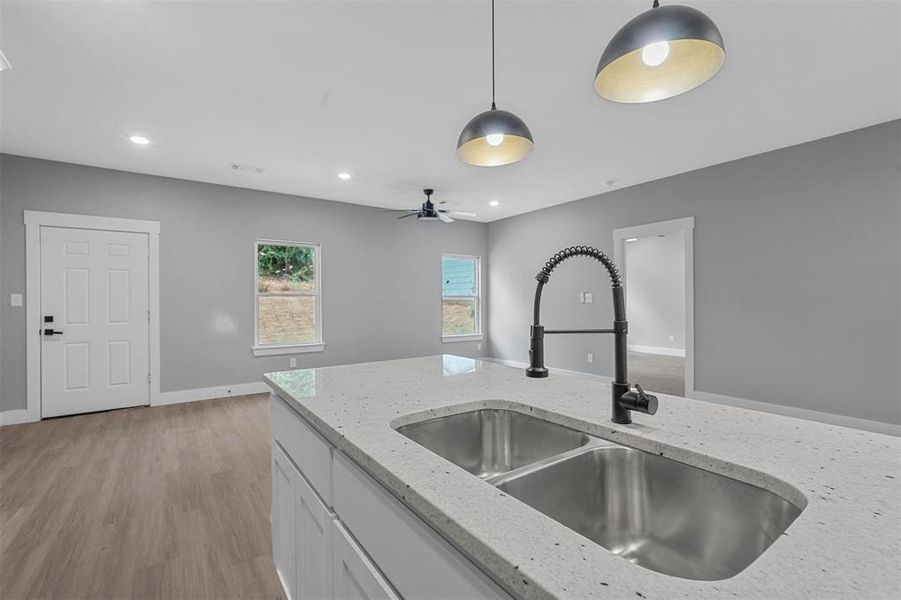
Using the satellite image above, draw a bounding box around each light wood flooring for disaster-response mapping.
[0,394,283,599]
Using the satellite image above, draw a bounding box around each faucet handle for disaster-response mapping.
[620,383,659,416]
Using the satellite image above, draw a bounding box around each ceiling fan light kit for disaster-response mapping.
[595,1,725,103]
[396,189,475,224]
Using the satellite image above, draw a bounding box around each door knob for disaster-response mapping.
[43,328,64,336]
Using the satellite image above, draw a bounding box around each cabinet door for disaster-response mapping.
[332,521,399,600]
[273,443,297,600]
[295,470,334,599]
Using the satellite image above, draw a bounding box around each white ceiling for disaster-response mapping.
[1,1,898,222]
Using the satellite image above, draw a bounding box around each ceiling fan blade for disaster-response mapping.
[447,210,477,217]
[397,213,418,219]
[438,213,454,223]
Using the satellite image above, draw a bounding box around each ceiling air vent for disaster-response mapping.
[229,163,265,175]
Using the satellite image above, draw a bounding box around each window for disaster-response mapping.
[253,241,322,356]
[442,255,481,340]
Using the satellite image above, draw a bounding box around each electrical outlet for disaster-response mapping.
[10,293,23,307]
[669,335,675,343]
[477,342,482,351]
[587,352,594,364]
[289,357,297,368]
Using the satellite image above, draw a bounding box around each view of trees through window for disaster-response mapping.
[256,243,319,346]
[257,244,316,292]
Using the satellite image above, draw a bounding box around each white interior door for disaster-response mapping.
[40,226,150,417]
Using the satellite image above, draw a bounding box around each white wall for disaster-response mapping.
[0,155,489,412]
[487,121,900,426]
[625,233,685,354]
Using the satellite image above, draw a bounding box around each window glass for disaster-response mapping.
[255,242,320,347]
[442,256,479,336]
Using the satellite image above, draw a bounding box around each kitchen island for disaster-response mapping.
[264,355,900,599]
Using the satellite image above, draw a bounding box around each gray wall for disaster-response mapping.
[625,232,686,352]
[488,121,900,425]
[0,155,488,411]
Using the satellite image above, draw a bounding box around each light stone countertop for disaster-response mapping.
[264,355,901,600]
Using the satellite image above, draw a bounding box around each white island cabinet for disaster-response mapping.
[270,393,510,600]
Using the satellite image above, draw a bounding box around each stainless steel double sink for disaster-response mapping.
[395,409,803,581]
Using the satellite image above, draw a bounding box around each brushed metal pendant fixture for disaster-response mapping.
[595,1,725,103]
[457,0,533,167]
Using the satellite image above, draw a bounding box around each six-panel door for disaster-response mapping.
[40,226,150,417]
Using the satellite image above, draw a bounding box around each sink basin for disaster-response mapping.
[395,409,591,479]
[495,444,803,580]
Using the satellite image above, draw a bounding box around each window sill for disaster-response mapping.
[252,343,325,357]
[441,334,483,343]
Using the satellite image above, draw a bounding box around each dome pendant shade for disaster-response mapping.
[595,4,725,103]
[456,107,534,167]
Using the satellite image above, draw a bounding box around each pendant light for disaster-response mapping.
[457,0,533,167]
[595,1,725,103]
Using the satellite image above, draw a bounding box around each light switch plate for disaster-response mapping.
[289,357,298,368]
[10,293,23,307]
[587,352,594,364]
[584,293,593,303]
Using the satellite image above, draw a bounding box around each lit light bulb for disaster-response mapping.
[128,135,151,145]
[485,133,504,146]
[641,41,670,67]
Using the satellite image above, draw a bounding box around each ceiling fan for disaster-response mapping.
[395,189,476,223]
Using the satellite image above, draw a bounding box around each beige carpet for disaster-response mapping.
[628,351,685,396]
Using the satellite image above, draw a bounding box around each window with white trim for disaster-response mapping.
[441,255,481,337]
[254,241,322,354]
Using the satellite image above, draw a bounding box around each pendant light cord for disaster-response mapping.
[490,0,496,110]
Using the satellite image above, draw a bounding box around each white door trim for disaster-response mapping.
[613,216,695,395]
[24,211,161,422]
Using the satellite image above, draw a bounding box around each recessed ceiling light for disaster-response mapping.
[489,200,500,207]
[337,172,351,180]
[626,238,638,242]
[128,135,151,146]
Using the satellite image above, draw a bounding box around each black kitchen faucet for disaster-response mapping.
[526,246,658,424]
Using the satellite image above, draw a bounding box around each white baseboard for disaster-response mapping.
[154,382,271,406]
[485,357,900,437]
[688,390,901,437]
[1,382,271,426]
[628,344,686,357]
[0,408,38,427]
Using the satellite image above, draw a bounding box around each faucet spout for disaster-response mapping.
[525,245,658,424]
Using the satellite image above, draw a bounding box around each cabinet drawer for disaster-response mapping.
[333,453,510,600]
[333,521,399,600]
[271,393,333,507]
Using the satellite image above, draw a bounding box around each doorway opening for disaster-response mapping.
[613,217,694,397]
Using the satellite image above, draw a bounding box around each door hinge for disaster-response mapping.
[148,310,151,322]
[147,373,152,383]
